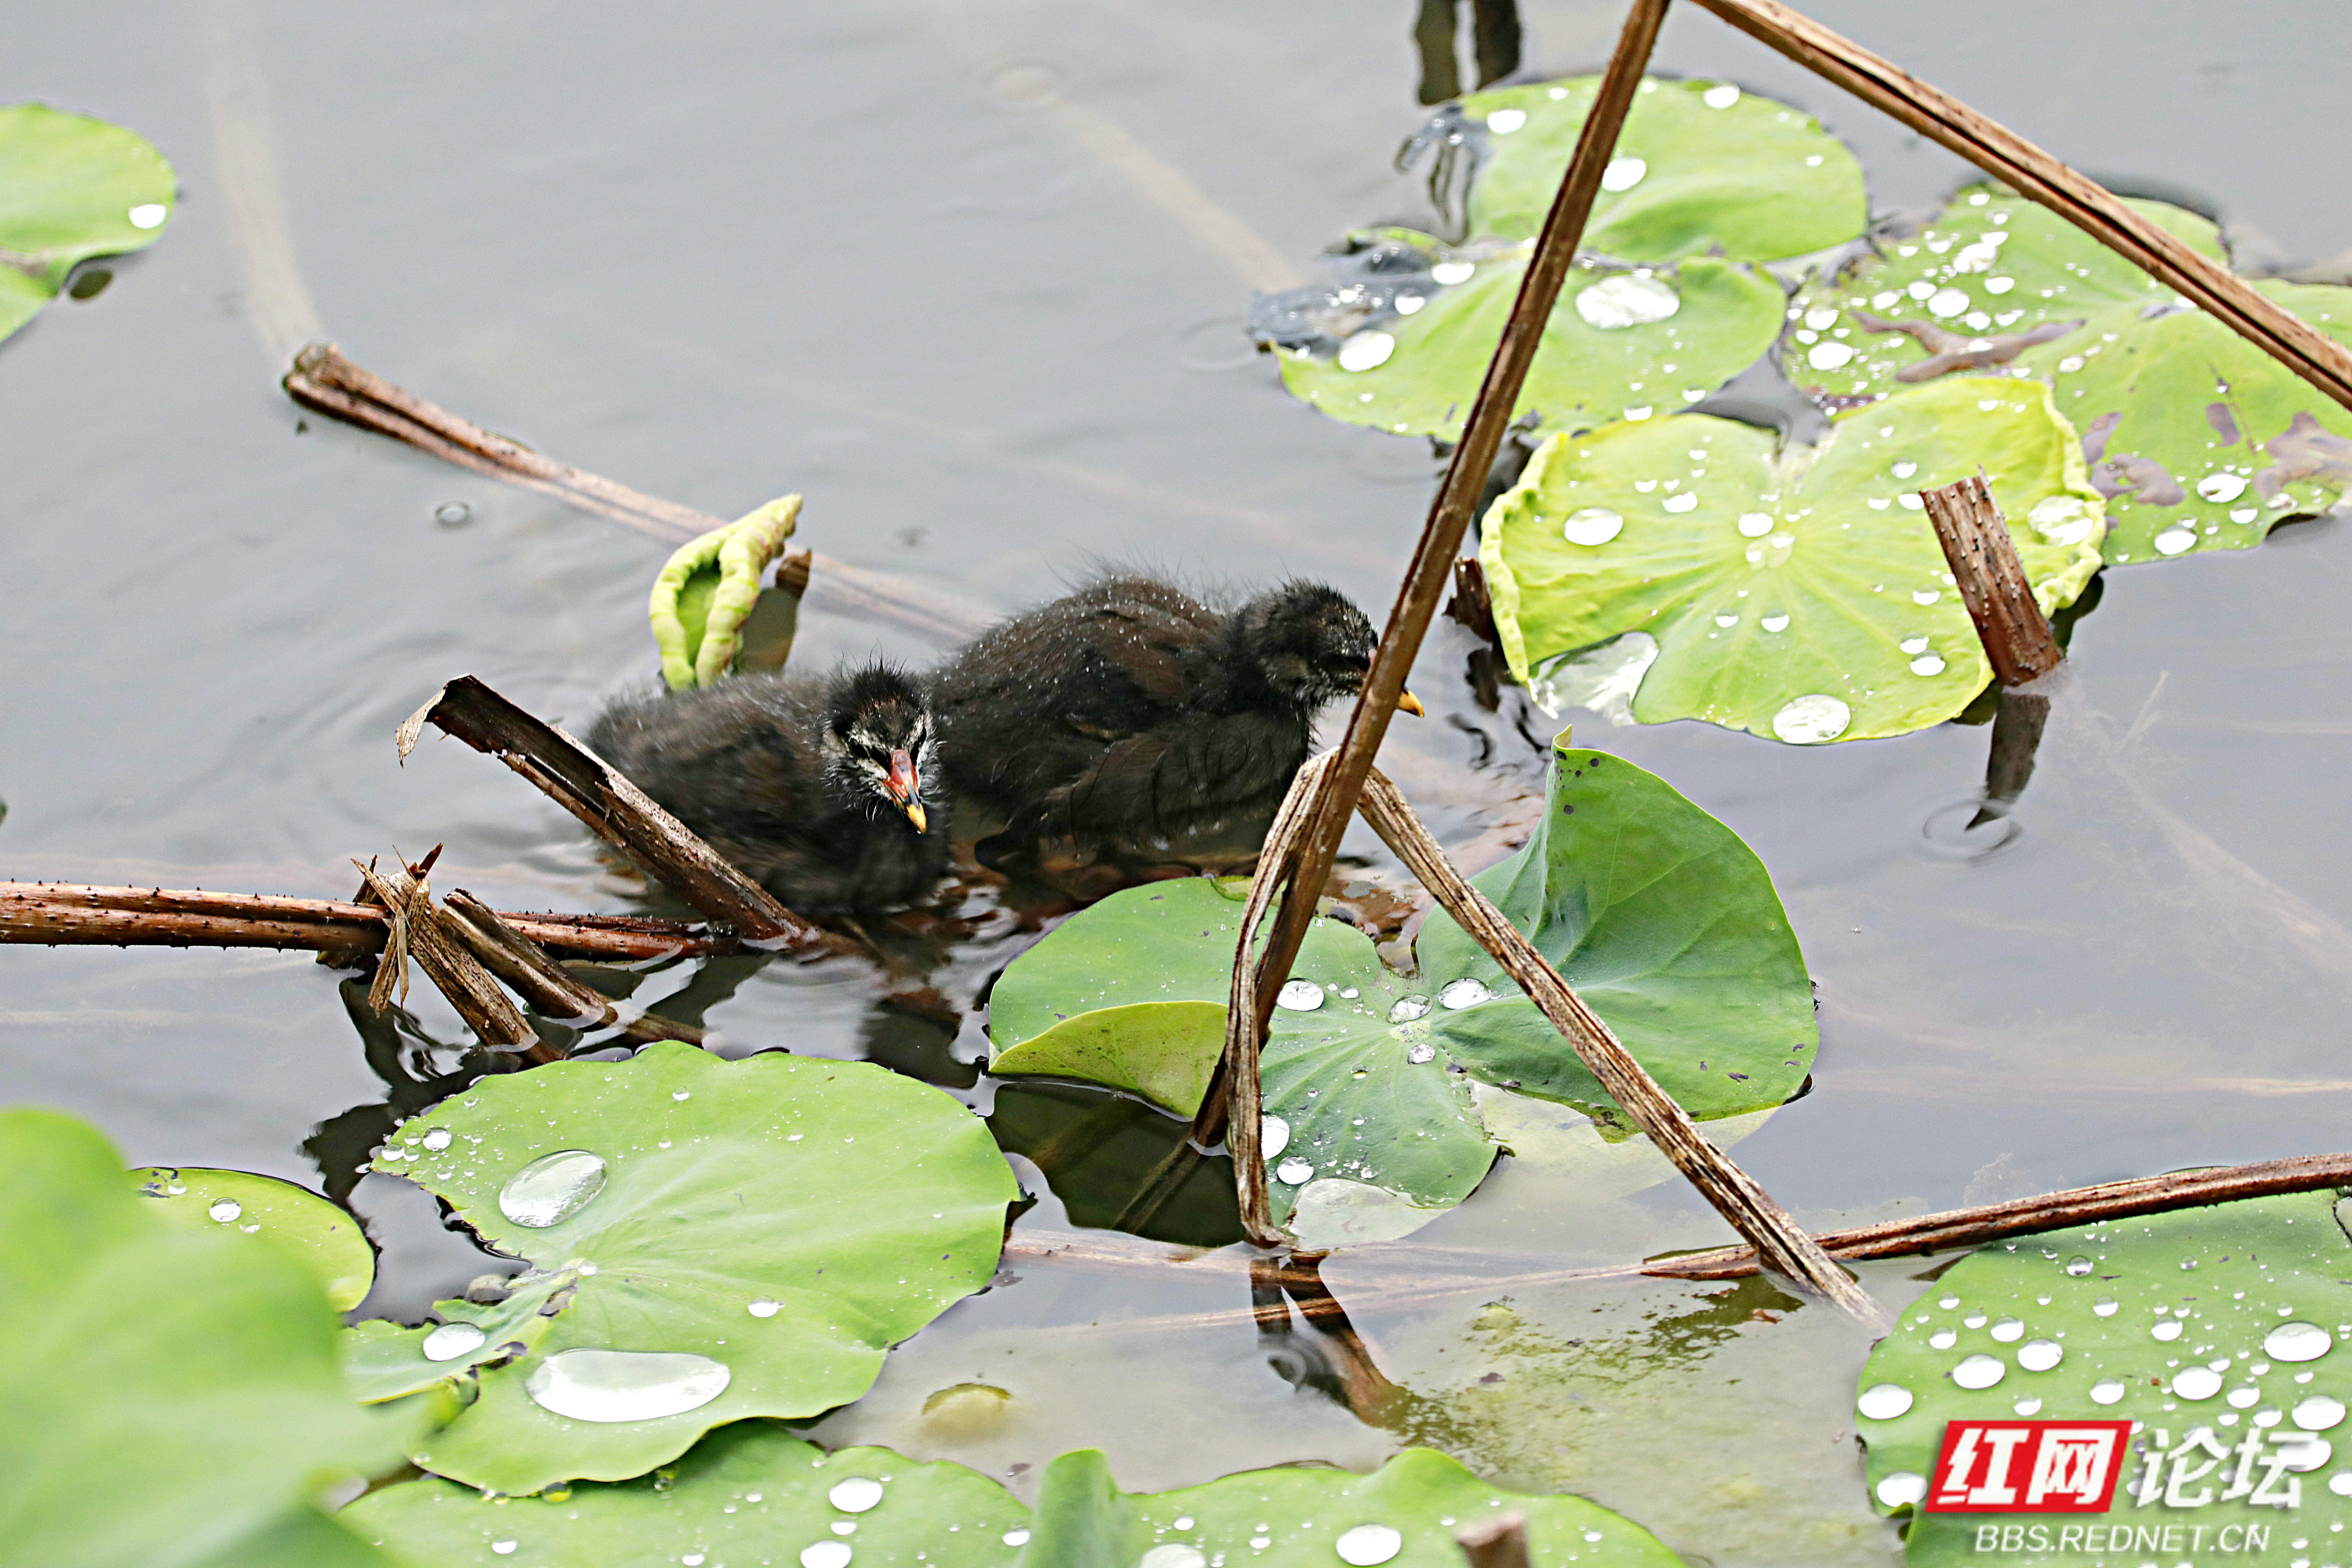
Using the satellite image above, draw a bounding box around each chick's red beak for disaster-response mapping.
[886,748,927,833]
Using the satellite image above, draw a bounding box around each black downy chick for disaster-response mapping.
[930,576,1419,856]
[586,664,947,914]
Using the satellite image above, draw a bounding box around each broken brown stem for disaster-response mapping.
[1243,0,1670,1229]
[352,859,559,1063]
[1920,473,2062,687]
[1456,1513,1532,1568]
[396,675,856,958]
[1688,0,2352,412]
[284,343,991,643]
[443,890,707,1047]
[1355,765,1889,1330]
[0,881,737,962]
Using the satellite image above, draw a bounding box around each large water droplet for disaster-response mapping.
[800,1544,854,1568]
[1927,287,1970,318]
[1275,980,1326,1012]
[1600,156,1647,193]
[1929,1329,1958,1350]
[1389,995,1430,1024]
[128,203,167,229]
[1952,1354,2006,1390]
[422,1322,489,1362]
[1575,274,1679,330]
[1439,978,1492,1009]
[1909,654,1947,677]
[1335,1524,1403,1565]
[1761,613,1791,633]
[2090,1380,2125,1405]
[2153,1319,2184,1341]
[421,1128,454,1152]
[2297,1395,2348,1431]
[1142,1549,1208,1568]
[829,1477,885,1513]
[2028,496,2098,547]
[748,1298,780,1318]
[1261,1116,1292,1158]
[2171,1366,2224,1400]
[2013,1397,2043,1416]
[1702,84,1740,108]
[1337,332,1395,373]
[2153,526,2197,557]
[1662,491,1699,514]
[1275,1158,1315,1185]
[1562,507,1625,546]
[1989,1318,2025,1343]
[498,1150,609,1228]
[2269,1321,2334,1362]
[1875,1471,1927,1508]
[2018,1340,2063,1372]
[1857,1383,1914,1419]
[2229,1385,2262,1409]
[208,1199,242,1223]
[2197,473,2248,503]
[1737,512,1774,537]
[1772,694,1851,745]
[2093,1298,2118,1317]
[523,1348,731,1422]
[1405,1041,1436,1064]
[1485,108,1527,134]
[1430,261,1476,286]
[1807,342,1855,371]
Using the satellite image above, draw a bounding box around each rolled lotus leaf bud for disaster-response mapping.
[647,493,801,690]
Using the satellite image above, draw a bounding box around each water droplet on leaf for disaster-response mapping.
[498,1150,609,1228]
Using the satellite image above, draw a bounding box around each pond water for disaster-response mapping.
[6,0,2352,1562]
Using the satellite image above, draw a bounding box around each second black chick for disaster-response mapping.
[930,576,1418,857]
[586,664,948,914]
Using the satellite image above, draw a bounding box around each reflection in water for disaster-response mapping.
[1413,0,1522,107]
[303,979,517,1205]
[992,1083,1242,1249]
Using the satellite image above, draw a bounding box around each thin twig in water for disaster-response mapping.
[1355,764,1888,1330]
[283,344,992,644]
[0,880,744,962]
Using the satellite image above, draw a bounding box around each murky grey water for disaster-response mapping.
[5,0,2350,1561]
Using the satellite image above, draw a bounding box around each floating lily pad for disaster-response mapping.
[0,1109,402,1568]
[0,104,175,343]
[1856,1188,2352,1564]
[1479,375,2105,742]
[1275,247,1784,441]
[1024,1444,1682,1567]
[1446,76,1868,258]
[351,1422,1026,1567]
[1785,186,2352,564]
[990,745,1813,1235]
[648,494,802,691]
[357,1042,1018,1494]
[128,1165,376,1312]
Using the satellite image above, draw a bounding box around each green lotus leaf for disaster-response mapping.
[989,745,1813,1235]
[1452,76,1867,258]
[342,1269,566,1405]
[128,1165,376,1312]
[0,104,175,343]
[1024,1444,1682,1567]
[1855,1187,2352,1564]
[1785,186,2352,565]
[0,1109,402,1568]
[649,493,802,690]
[351,1423,1026,1567]
[1479,375,2105,743]
[1277,248,1784,441]
[360,1041,1018,1494]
